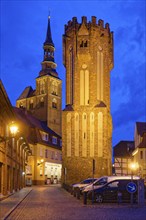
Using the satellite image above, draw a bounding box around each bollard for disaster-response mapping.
[73,188,76,197]
[77,188,80,200]
[83,192,87,205]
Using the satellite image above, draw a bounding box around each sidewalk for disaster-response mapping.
[0,187,32,220]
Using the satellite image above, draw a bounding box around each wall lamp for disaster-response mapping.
[37,159,44,166]
[0,121,18,143]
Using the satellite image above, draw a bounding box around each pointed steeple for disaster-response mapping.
[39,15,59,78]
[44,15,54,47]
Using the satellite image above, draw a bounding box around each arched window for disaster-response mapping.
[80,64,89,105]
[40,80,45,94]
[52,81,58,95]
[74,113,79,156]
[82,113,87,157]
[29,99,34,109]
[40,97,44,107]
[19,102,24,108]
[52,98,57,108]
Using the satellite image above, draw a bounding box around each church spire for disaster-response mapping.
[44,15,54,47]
[39,15,58,78]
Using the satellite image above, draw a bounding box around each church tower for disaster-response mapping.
[16,16,62,136]
[62,16,113,184]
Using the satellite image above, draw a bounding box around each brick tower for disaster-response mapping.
[62,16,113,184]
[16,16,62,136]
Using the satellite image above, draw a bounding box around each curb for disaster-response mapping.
[1,189,33,220]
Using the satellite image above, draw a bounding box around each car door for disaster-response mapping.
[102,180,119,202]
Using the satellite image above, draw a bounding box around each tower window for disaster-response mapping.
[80,40,88,48]
[84,41,88,47]
[52,81,58,95]
[80,41,83,47]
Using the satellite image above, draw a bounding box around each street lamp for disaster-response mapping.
[37,159,44,166]
[129,162,139,180]
[129,162,139,205]
[9,122,18,137]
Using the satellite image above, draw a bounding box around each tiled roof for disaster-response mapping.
[113,141,134,158]
[14,107,61,137]
[136,122,146,137]
[17,86,35,100]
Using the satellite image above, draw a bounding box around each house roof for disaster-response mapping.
[136,122,146,137]
[17,86,35,100]
[113,141,134,158]
[13,107,61,149]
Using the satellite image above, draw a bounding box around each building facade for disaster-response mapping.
[113,141,134,176]
[16,16,62,136]
[0,80,31,198]
[62,16,113,184]
[14,107,62,185]
[132,122,146,181]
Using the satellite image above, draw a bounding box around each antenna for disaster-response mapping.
[48,10,50,19]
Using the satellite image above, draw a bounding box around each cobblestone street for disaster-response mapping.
[0,185,146,220]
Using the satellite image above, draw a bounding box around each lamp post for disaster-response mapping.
[129,162,139,205]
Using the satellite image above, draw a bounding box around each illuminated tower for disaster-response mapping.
[62,16,113,184]
[16,16,62,136]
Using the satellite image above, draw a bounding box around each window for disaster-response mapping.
[40,97,44,107]
[52,81,58,95]
[52,98,57,108]
[140,151,143,159]
[29,100,34,109]
[52,136,57,145]
[45,149,48,158]
[19,102,24,108]
[60,140,62,147]
[80,40,88,48]
[51,151,55,159]
[40,131,49,142]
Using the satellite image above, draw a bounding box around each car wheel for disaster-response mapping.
[95,194,103,203]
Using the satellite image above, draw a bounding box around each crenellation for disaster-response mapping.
[91,16,97,25]
[82,16,87,24]
[98,19,104,28]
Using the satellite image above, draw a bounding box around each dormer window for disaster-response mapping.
[52,136,57,145]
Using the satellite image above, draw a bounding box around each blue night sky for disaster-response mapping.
[1,0,146,147]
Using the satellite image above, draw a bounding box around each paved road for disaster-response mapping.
[0,185,146,220]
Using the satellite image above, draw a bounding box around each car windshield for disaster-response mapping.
[94,177,107,186]
[81,179,96,184]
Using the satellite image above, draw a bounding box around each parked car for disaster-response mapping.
[71,178,98,195]
[82,175,140,193]
[87,179,139,203]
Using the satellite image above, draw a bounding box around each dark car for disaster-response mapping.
[87,179,139,203]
